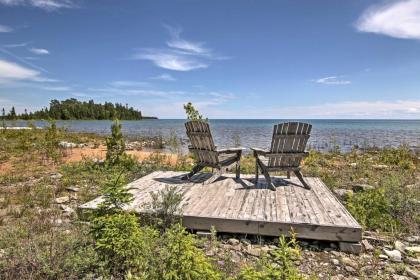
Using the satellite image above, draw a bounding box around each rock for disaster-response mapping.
[0,249,4,259]
[406,246,420,255]
[59,141,78,148]
[340,257,358,269]
[406,256,420,265]
[228,238,240,246]
[372,164,388,170]
[392,276,410,280]
[349,162,357,167]
[379,254,389,260]
[60,205,74,214]
[345,266,356,273]
[360,265,374,274]
[240,238,251,246]
[50,173,63,179]
[331,258,340,265]
[362,239,374,252]
[55,196,70,204]
[406,267,420,279]
[385,266,396,274]
[352,184,375,192]
[395,241,407,252]
[334,188,353,198]
[246,247,261,257]
[65,186,80,192]
[404,236,420,243]
[384,249,402,262]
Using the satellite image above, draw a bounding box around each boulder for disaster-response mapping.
[228,238,240,246]
[406,267,420,279]
[334,189,353,198]
[395,241,407,253]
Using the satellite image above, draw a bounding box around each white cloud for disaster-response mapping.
[356,0,420,40]
[0,24,13,32]
[133,25,225,71]
[151,73,176,81]
[313,76,351,85]
[0,59,40,82]
[0,0,76,11]
[110,80,149,87]
[41,86,71,91]
[164,25,209,54]
[30,48,49,55]
[134,49,208,71]
[3,42,28,48]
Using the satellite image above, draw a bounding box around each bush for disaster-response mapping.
[144,186,184,232]
[91,212,158,277]
[234,233,305,280]
[379,145,416,170]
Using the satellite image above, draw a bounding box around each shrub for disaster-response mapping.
[106,119,126,166]
[144,186,183,232]
[379,145,416,170]
[91,212,158,277]
[235,233,305,280]
[98,171,133,215]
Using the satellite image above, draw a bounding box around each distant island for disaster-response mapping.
[1,98,157,120]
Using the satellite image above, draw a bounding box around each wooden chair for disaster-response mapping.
[251,122,312,191]
[181,120,243,183]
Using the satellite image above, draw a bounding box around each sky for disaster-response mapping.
[0,0,420,119]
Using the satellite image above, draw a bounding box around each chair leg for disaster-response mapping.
[255,160,259,184]
[287,171,291,179]
[181,164,204,180]
[294,170,311,190]
[257,159,275,191]
[235,159,241,179]
[204,168,222,185]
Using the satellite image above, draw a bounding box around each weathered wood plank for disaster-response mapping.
[80,171,362,243]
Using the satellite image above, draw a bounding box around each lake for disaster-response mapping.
[5,119,420,152]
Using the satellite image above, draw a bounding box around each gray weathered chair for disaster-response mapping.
[181,120,243,183]
[251,122,312,191]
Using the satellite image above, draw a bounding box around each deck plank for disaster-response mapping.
[80,171,362,242]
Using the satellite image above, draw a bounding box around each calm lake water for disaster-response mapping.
[6,119,420,152]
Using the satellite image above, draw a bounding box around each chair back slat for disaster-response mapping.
[268,122,312,168]
[185,120,218,165]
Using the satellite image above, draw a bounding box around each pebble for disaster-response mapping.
[65,186,80,192]
[384,249,402,262]
[406,247,420,255]
[55,196,70,204]
[331,258,340,265]
[50,173,63,179]
[362,239,374,252]
[406,256,420,265]
[406,267,420,279]
[352,184,375,192]
[395,241,407,253]
[228,238,240,246]
[340,257,359,269]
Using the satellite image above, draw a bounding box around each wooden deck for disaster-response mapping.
[80,171,362,243]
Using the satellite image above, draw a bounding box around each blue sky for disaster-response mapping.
[0,0,420,119]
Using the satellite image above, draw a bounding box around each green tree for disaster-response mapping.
[183,102,206,121]
[105,119,126,166]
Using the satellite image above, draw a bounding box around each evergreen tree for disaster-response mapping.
[105,119,126,166]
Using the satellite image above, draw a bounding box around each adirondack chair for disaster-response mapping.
[181,120,243,183]
[251,122,312,191]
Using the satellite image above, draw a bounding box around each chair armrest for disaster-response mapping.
[217,147,245,154]
[250,147,269,156]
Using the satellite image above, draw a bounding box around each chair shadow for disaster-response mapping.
[236,177,304,190]
[153,172,227,185]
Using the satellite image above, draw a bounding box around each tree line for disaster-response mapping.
[1,98,157,120]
